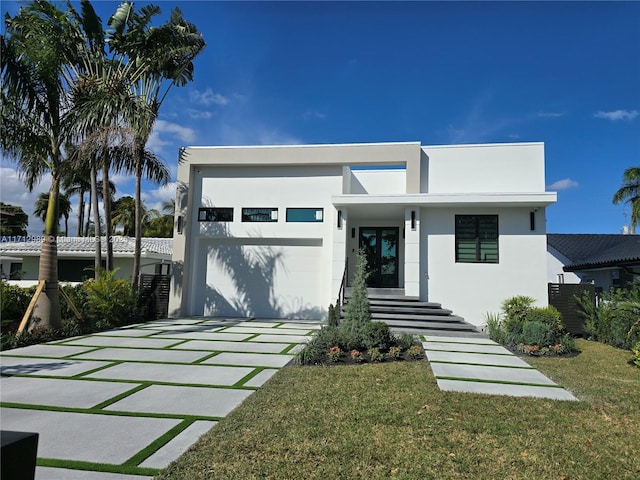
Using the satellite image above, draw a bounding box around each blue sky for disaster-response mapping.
[1,1,639,236]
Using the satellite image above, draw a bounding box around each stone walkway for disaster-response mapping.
[422,335,578,401]
[0,318,321,479]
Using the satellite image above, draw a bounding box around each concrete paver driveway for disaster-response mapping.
[0,318,320,479]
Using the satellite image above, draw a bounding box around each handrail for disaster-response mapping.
[337,258,348,307]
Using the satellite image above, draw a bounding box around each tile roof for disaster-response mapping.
[0,236,173,258]
[547,233,640,271]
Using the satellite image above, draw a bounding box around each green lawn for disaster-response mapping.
[156,339,639,479]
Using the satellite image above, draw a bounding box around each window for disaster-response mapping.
[455,215,498,263]
[242,208,278,222]
[286,208,324,222]
[198,207,233,222]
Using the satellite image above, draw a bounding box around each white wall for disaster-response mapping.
[349,169,406,194]
[189,164,344,318]
[422,143,545,194]
[546,247,583,284]
[422,206,550,327]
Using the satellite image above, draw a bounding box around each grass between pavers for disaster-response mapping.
[155,339,640,480]
[434,376,566,389]
[2,372,261,391]
[37,458,159,477]
[0,401,223,422]
[429,360,535,369]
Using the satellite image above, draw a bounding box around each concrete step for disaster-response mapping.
[382,319,477,331]
[369,306,454,316]
[371,312,466,322]
[368,299,443,308]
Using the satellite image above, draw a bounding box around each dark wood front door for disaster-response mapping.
[359,227,399,288]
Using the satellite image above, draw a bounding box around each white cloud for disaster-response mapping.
[190,88,229,107]
[593,109,639,121]
[547,178,579,191]
[147,120,197,153]
[188,109,213,120]
[303,110,327,120]
[142,182,176,213]
[537,111,565,118]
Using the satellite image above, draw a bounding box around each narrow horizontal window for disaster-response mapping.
[242,208,278,222]
[198,207,233,222]
[286,208,324,223]
[455,215,498,263]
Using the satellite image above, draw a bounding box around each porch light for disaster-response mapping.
[411,210,416,230]
[177,216,183,234]
[530,211,535,231]
[351,227,356,238]
[337,210,343,229]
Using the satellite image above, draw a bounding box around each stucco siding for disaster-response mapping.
[423,207,549,326]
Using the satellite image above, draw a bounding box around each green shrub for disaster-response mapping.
[501,295,536,337]
[393,332,418,350]
[484,311,505,344]
[296,326,366,365]
[632,342,640,368]
[520,321,553,346]
[0,282,36,323]
[84,269,138,328]
[525,306,563,336]
[327,303,340,328]
[578,287,640,350]
[340,251,370,335]
[362,321,393,350]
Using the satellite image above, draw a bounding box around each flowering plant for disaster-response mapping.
[408,345,422,359]
[387,345,402,359]
[327,346,342,362]
[350,349,364,363]
[368,347,384,362]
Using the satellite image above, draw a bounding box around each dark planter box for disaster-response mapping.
[1,431,39,480]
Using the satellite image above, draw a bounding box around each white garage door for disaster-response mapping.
[198,238,324,319]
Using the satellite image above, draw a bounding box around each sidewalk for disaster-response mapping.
[0,318,321,479]
[422,335,578,401]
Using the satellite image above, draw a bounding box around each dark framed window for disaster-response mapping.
[198,207,233,222]
[286,208,324,222]
[242,208,278,222]
[455,215,498,263]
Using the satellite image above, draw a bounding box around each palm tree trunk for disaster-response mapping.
[77,190,85,236]
[32,175,61,330]
[90,165,102,279]
[132,157,142,290]
[85,188,91,237]
[102,159,114,270]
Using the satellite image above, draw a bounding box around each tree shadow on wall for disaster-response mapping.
[172,171,325,320]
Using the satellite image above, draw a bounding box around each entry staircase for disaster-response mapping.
[342,288,486,337]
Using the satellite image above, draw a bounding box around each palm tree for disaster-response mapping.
[1,0,86,328]
[34,192,72,236]
[61,166,91,236]
[613,167,640,234]
[106,2,204,289]
[112,195,138,236]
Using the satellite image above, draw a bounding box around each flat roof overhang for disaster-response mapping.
[332,192,557,209]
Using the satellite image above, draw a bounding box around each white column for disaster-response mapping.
[404,207,420,297]
[330,208,348,307]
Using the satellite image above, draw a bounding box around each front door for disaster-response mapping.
[359,227,399,288]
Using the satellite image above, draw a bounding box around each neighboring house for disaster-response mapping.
[547,233,640,291]
[0,236,173,286]
[169,141,556,327]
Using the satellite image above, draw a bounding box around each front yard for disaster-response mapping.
[156,339,639,479]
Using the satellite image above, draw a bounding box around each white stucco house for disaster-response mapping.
[169,141,556,327]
